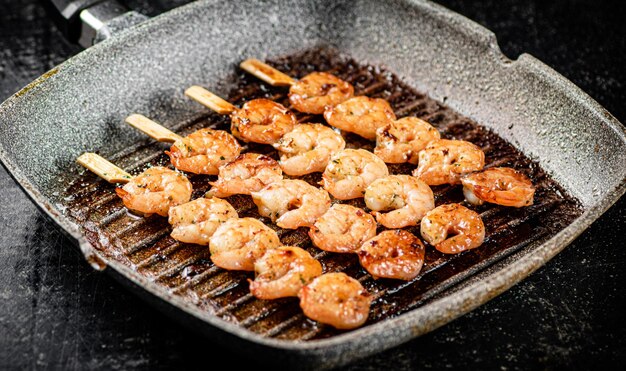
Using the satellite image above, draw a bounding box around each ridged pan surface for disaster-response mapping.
[63,48,582,340]
[0,0,623,367]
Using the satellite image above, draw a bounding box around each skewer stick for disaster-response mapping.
[184,86,237,114]
[240,58,295,87]
[77,153,133,183]
[125,114,183,143]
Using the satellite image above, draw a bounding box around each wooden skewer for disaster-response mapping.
[239,58,295,87]
[184,86,237,115]
[125,114,183,143]
[77,153,133,183]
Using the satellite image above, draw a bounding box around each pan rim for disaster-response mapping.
[0,0,624,362]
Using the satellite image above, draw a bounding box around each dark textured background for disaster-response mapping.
[0,0,624,369]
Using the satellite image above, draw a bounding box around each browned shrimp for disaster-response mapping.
[166,128,242,175]
[413,139,485,185]
[207,153,283,197]
[461,167,535,207]
[324,96,396,140]
[358,230,425,280]
[289,72,354,114]
[168,197,237,245]
[251,179,331,229]
[298,272,371,330]
[230,99,297,144]
[309,204,377,253]
[115,167,192,217]
[273,123,345,176]
[321,149,389,200]
[374,117,440,164]
[209,217,282,271]
[420,203,485,254]
[364,175,435,229]
[249,246,322,300]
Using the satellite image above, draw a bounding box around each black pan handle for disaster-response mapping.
[42,0,148,48]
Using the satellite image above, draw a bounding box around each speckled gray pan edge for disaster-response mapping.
[0,0,624,368]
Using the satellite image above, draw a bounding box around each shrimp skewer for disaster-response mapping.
[249,246,322,300]
[185,86,296,145]
[420,203,485,254]
[207,153,283,198]
[273,123,345,176]
[126,114,241,175]
[77,153,192,217]
[461,167,535,207]
[298,272,371,330]
[240,58,354,114]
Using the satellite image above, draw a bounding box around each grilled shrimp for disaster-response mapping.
[166,128,242,175]
[230,99,297,144]
[413,139,485,185]
[168,197,238,245]
[420,203,485,254]
[461,167,535,207]
[208,153,283,197]
[251,179,331,229]
[273,123,346,176]
[374,117,440,164]
[358,230,425,280]
[324,96,396,140]
[209,217,282,271]
[309,204,377,253]
[299,272,371,330]
[115,166,192,217]
[321,149,389,200]
[249,246,322,300]
[289,72,354,114]
[364,175,434,229]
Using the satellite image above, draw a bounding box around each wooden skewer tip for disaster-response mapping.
[239,58,295,87]
[125,114,182,143]
[77,152,133,184]
[184,85,237,115]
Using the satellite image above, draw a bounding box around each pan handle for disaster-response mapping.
[42,0,148,48]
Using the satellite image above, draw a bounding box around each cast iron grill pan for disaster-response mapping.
[62,47,582,341]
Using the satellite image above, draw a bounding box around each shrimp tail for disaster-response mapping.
[115,187,129,199]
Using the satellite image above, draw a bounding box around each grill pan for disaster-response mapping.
[0,0,624,368]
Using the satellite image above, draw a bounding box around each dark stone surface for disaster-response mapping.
[0,0,623,369]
